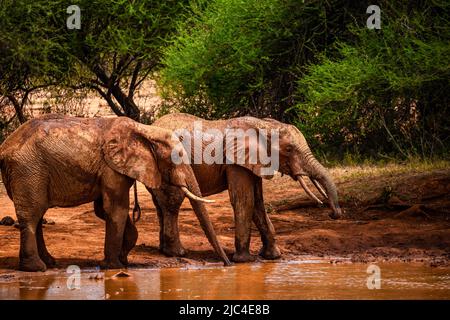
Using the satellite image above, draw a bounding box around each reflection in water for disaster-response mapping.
[1,261,449,300]
[159,263,277,299]
[19,274,57,300]
[104,270,160,300]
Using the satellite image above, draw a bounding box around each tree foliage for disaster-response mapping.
[161,0,368,119]
[1,1,448,159]
[295,1,450,158]
[65,0,189,120]
[161,0,450,159]
[0,0,188,126]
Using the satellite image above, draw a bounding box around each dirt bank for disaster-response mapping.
[1,164,449,273]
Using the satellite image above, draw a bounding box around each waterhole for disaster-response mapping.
[1,260,449,299]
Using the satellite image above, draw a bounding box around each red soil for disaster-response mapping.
[1,167,449,273]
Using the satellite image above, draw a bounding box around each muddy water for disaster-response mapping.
[1,260,449,300]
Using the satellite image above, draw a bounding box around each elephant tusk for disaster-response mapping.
[310,178,328,200]
[297,176,323,205]
[181,186,215,203]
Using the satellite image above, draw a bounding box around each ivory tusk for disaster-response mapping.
[181,186,215,203]
[310,178,328,199]
[297,176,323,205]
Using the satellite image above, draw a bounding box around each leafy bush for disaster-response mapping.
[295,2,450,159]
[161,0,367,120]
[161,0,449,160]
[0,0,189,122]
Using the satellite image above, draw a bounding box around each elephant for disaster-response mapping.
[0,114,230,272]
[147,113,342,262]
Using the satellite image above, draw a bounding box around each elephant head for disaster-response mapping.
[225,117,342,219]
[103,117,231,265]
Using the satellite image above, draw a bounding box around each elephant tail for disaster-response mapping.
[132,181,141,223]
[0,151,5,176]
[0,156,13,200]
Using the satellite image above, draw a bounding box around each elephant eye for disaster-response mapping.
[285,145,293,153]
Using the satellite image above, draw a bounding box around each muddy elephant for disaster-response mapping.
[148,113,342,262]
[0,114,230,271]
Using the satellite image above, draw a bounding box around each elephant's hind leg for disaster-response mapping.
[9,167,49,271]
[253,178,281,260]
[36,218,56,267]
[15,205,47,272]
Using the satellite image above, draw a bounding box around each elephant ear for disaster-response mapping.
[223,122,278,180]
[103,118,162,189]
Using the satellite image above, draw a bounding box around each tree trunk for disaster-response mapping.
[6,94,26,124]
[91,64,141,121]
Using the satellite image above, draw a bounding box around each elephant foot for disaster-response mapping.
[119,238,137,267]
[161,243,186,257]
[19,257,47,272]
[123,224,138,256]
[99,259,124,270]
[119,253,129,266]
[232,252,256,263]
[259,245,281,260]
[41,253,56,268]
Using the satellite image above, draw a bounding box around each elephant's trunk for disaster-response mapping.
[298,147,342,220]
[184,171,232,266]
[314,172,342,219]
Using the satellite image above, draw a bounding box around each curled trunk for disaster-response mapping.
[299,147,342,219]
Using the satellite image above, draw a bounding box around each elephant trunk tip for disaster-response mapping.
[329,205,343,220]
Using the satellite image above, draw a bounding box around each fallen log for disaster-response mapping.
[394,204,432,219]
[266,198,321,213]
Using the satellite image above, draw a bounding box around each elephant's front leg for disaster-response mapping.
[226,166,256,262]
[150,186,186,257]
[100,177,132,269]
[253,177,281,260]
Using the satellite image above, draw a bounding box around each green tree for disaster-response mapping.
[0,0,188,123]
[161,0,367,120]
[295,1,450,158]
[0,0,73,140]
[66,0,189,120]
[161,0,449,159]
